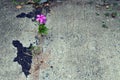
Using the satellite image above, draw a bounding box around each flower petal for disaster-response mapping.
[36,18,40,21]
[37,15,40,17]
[42,16,47,20]
[40,19,44,24]
[36,14,47,24]
[40,14,45,17]
[43,20,46,23]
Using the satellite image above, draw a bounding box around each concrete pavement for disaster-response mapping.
[0,0,120,80]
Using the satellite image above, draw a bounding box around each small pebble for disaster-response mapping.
[60,37,64,39]
[50,66,53,68]
[16,5,22,9]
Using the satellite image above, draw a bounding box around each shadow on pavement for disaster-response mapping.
[16,3,50,21]
[12,40,33,77]
[16,8,42,18]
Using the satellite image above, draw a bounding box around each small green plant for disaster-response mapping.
[38,24,48,35]
[36,14,48,35]
[29,45,42,56]
[32,46,42,56]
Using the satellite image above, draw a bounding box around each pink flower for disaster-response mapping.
[36,14,47,24]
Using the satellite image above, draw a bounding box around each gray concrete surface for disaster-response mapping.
[0,0,120,80]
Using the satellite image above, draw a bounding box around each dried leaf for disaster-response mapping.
[16,5,22,9]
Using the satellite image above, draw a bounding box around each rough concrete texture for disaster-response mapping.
[0,0,120,80]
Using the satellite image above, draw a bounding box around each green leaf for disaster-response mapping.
[38,24,48,35]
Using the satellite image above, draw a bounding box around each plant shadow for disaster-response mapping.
[16,8,42,21]
[16,4,50,21]
[12,40,33,77]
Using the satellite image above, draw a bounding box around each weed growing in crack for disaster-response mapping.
[38,24,48,35]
